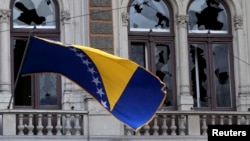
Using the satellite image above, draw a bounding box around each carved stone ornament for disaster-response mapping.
[176,15,188,28]
[121,11,129,26]
[61,10,71,24]
[0,9,11,23]
[234,16,243,29]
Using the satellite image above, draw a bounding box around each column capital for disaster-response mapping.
[0,9,11,23]
[121,11,129,26]
[234,16,243,29]
[61,10,71,24]
[176,15,188,29]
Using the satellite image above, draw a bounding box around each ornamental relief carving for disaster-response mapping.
[0,9,11,23]
[234,16,243,29]
[176,15,188,28]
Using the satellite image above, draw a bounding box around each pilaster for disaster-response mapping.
[0,9,11,109]
[176,15,194,110]
[234,15,250,111]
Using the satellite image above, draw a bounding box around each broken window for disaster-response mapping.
[212,44,232,107]
[129,0,170,32]
[154,44,172,106]
[189,43,233,108]
[189,44,208,107]
[128,0,175,109]
[188,0,228,33]
[188,0,234,110]
[130,41,174,107]
[12,0,56,28]
[11,0,61,110]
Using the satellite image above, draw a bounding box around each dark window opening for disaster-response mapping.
[14,39,32,106]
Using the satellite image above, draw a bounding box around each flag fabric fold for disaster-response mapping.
[19,36,166,131]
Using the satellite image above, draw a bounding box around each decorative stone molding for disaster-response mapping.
[0,9,11,23]
[61,10,71,24]
[176,15,188,29]
[234,16,243,29]
[121,11,129,26]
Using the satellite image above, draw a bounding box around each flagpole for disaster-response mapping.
[7,29,34,109]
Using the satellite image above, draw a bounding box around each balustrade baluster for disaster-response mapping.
[161,115,168,135]
[179,115,185,135]
[211,115,215,125]
[56,114,62,135]
[246,115,250,125]
[135,129,141,136]
[152,117,159,135]
[74,114,81,135]
[125,125,133,136]
[143,124,150,136]
[17,114,24,135]
[201,115,207,135]
[170,115,176,135]
[219,115,224,125]
[65,114,71,135]
[27,114,34,135]
[228,115,232,125]
[47,114,53,135]
[237,115,241,125]
[37,114,43,135]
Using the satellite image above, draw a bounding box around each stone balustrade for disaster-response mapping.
[0,110,249,141]
[125,111,250,136]
[0,109,88,136]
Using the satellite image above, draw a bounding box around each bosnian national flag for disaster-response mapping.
[19,36,166,131]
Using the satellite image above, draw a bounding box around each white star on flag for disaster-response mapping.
[101,100,108,108]
[96,88,105,97]
[88,67,96,75]
[82,59,91,66]
[92,76,101,86]
[76,52,85,58]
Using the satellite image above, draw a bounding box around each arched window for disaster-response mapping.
[188,0,235,110]
[12,0,58,30]
[128,0,176,109]
[10,0,61,109]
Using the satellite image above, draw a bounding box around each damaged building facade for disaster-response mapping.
[0,0,250,140]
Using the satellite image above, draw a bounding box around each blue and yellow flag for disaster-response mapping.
[20,36,166,131]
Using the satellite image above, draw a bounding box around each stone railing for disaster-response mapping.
[0,110,249,141]
[125,111,250,136]
[0,110,88,136]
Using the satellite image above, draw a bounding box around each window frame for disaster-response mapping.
[10,0,61,109]
[10,0,60,35]
[128,0,176,109]
[187,0,235,111]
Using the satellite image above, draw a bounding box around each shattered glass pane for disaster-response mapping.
[130,42,146,67]
[189,44,209,107]
[13,0,56,29]
[155,44,172,106]
[188,0,228,33]
[129,0,170,32]
[40,74,57,105]
[212,44,231,107]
